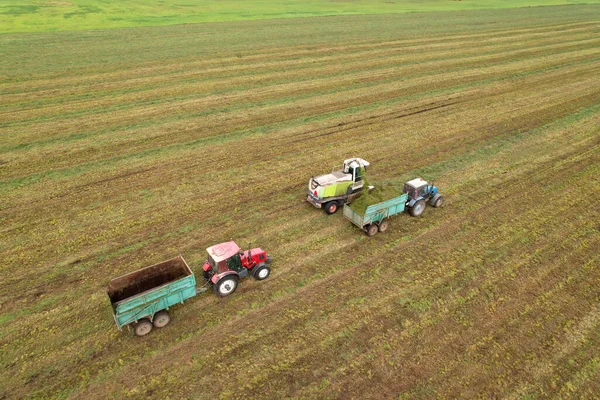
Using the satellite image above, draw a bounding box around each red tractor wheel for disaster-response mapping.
[214,275,239,297]
[253,265,271,280]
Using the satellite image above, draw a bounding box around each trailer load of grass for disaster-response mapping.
[348,169,404,215]
[348,184,403,215]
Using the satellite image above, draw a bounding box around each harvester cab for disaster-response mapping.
[342,158,369,192]
[307,157,372,214]
[202,241,271,297]
[403,178,444,217]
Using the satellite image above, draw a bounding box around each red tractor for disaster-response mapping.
[202,241,272,297]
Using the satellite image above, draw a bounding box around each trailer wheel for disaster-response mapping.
[214,275,239,297]
[324,201,338,215]
[409,200,426,217]
[432,195,444,208]
[253,265,271,281]
[366,224,378,237]
[133,319,153,336]
[378,220,389,232]
[153,311,170,328]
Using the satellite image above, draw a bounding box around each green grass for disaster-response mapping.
[1,0,600,33]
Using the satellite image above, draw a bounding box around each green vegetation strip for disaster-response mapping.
[3,0,600,33]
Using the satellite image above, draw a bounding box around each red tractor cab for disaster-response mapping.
[202,241,272,297]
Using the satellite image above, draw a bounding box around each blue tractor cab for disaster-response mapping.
[403,178,444,217]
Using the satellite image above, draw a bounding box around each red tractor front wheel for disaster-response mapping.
[253,265,271,280]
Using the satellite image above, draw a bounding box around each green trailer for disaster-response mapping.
[107,256,198,336]
[343,193,408,237]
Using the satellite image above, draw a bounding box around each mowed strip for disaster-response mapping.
[2,21,597,104]
[1,6,600,399]
[1,25,599,180]
[63,107,600,399]
[2,23,598,134]
[1,13,599,308]
[2,54,598,280]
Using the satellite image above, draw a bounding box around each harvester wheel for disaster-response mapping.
[133,319,153,336]
[324,201,338,215]
[366,224,378,237]
[378,220,389,232]
[214,275,239,297]
[254,265,271,280]
[432,195,444,208]
[409,200,426,217]
[153,311,170,328]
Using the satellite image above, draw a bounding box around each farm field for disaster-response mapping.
[1,4,600,399]
[3,0,600,33]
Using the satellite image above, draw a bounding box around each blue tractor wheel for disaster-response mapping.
[410,200,426,217]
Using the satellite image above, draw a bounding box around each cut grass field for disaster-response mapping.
[2,0,600,33]
[1,4,600,399]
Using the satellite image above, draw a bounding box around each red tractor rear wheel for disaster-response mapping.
[214,275,239,297]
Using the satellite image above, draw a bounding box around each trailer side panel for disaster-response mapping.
[107,256,197,330]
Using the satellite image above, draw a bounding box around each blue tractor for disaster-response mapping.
[403,178,444,217]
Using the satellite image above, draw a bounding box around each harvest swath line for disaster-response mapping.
[3,25,596,139]
[2,74,596,278]
[3,71,598,234]
[5,52,598,183]
[1,5,600,399]
[5,43,600,156]
[290,99,462,143]
[3,31,598,121]
[1,20,597,105]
